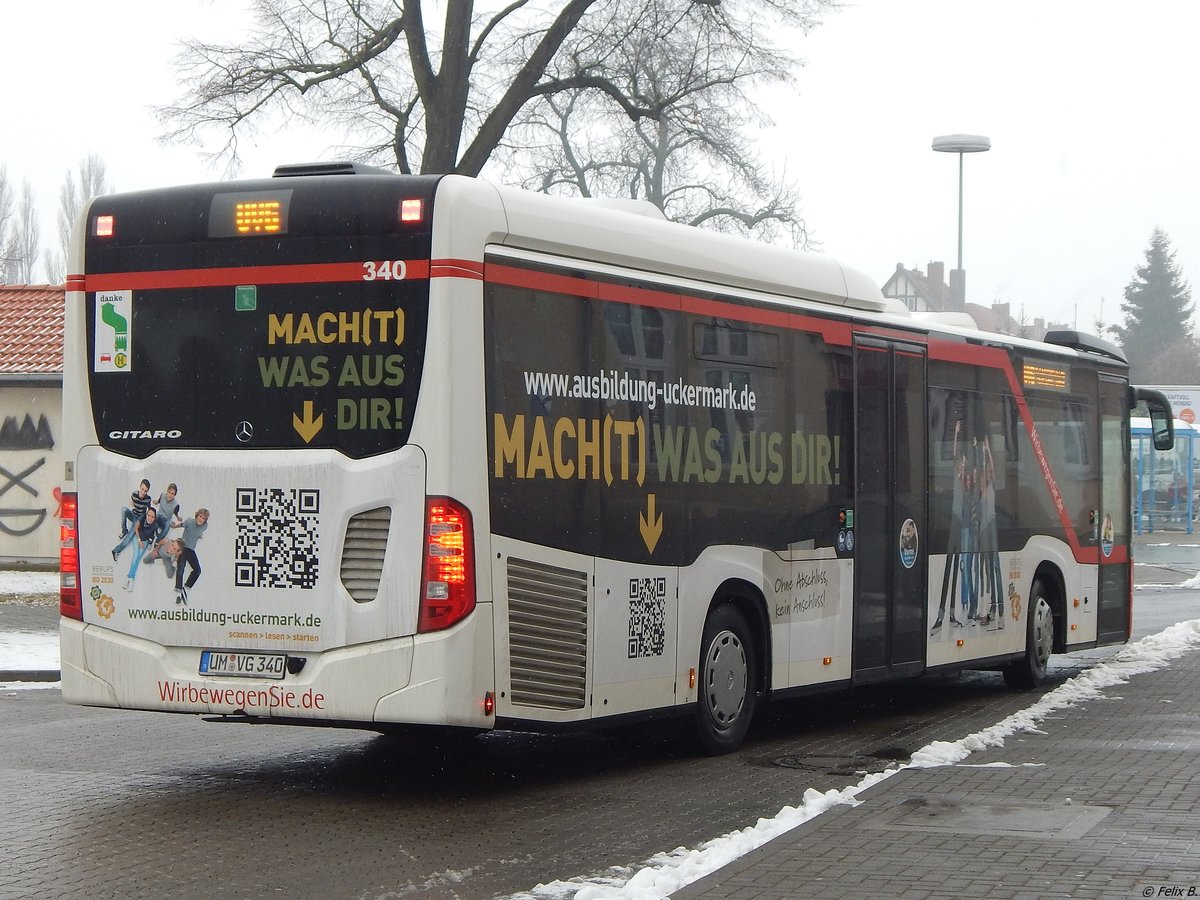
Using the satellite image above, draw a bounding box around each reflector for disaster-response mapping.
[400,198,424,223]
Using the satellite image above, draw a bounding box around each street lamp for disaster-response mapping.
[932,134,990,273]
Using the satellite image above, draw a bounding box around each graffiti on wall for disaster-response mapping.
[0,412,59,550]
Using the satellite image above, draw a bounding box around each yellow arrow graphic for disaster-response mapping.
[639,493,663,554]
[292,400,324,443]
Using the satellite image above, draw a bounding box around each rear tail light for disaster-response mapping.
[60,492,82,620]
[418,497,475,633]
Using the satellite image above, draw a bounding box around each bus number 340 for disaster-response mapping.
[362,260,408,281]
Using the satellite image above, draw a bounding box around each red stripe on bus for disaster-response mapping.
[487,263,600,299]
[81,260,435,292]
[432,258,484,279]
[597,280,683,312]
[79,258,482,292]
[489,262,859,346]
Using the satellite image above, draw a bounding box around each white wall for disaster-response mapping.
[0,383,63,565]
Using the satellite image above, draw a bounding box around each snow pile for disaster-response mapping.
[0,631,58,673]
[569,781,883,900]
[0,570,58,598]
[910,619,1200,768]
[522,619,1200,900]
[0,570,60,682]
[1179,571,1200,589]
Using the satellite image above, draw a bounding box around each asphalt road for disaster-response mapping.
[0,642,1181,898]
[1,556,1195,899]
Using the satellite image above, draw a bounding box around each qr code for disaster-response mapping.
[234,488,320,589]
[628,576,666,658]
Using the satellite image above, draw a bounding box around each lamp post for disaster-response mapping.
[931,134,990,273]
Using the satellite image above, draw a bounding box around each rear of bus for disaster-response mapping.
[59,167,497,730]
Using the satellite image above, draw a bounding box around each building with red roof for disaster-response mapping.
[1,284,65,564]
[0,285,64,376]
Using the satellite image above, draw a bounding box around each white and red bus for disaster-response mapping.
[59,164,1173,752]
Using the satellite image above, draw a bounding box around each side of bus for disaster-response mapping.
[434,178,1142,751]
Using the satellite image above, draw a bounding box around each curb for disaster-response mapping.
[0,669,61,682]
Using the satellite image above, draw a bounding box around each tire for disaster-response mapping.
[1004,578,1054,689]
[693,604,758,755]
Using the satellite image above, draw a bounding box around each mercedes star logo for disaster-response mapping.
[235,421,254,443]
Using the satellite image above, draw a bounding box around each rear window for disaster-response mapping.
[84,176,437,458]
[87,281,428,457]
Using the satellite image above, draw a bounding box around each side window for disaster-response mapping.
[1022,392,1100,546]
[788,331,852,548]
[601,302,670,468]
[928,364,1015,550]
[690,320,779,464]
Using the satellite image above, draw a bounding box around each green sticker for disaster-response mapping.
[235,285,257,311]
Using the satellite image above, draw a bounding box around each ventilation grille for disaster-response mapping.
[507,557,588,710]
[340,507,392,602]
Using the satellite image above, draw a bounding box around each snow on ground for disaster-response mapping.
[0,570,60,684]
[516,619,1200,900]
[0,632,58,672]
[3,567,1200,896]
[0,681,61,691]
[0,570,58,598]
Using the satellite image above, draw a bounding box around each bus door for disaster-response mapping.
[1097,375,1132,642]
[852,337,928,682]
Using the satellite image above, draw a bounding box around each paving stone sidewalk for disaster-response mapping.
[674,633,1200,899]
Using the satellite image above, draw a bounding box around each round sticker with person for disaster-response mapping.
[899,518,918,569]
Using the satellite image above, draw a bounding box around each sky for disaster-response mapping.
[4,562,1200,898]
[4,1,1200,336]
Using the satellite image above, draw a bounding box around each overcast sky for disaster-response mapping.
[5,1,1199,337]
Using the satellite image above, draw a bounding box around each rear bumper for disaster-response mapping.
[60,604,494,728]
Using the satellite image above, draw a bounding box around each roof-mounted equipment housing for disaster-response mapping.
[1043,329,1127,364]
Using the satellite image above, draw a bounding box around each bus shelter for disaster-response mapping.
[1132,417,1197,534]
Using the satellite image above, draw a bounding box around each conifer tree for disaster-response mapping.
[1111,228,1196,382]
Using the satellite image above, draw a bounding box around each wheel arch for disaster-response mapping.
[706,577,772,698]
[1033,561,1068,652]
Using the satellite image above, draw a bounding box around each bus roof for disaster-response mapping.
[463,177,1123,368]
[475,177,906,317]
[79,166,1125,370]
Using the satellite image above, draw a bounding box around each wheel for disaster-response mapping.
[693,604,758,755]
[1003,578,1054,689]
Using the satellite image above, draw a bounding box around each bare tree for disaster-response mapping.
[4,181,40,284]
[0,166,15,281]
[161,0,605,174]
[158,0,834,190]
[44,155,111,284]
[500,0,820,245]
